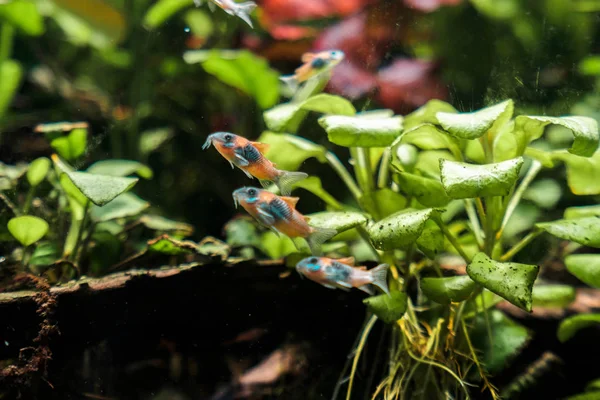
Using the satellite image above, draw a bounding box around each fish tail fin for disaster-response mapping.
[307,226,337,256]
[275,170,308,195]
[370,263,390,295]
[280,75,299,93]
[357,284,375,295]
[235,1,256,28]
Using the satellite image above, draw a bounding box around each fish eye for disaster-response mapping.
[224,134,233,141]
[247,188,257,196]
[309,257,318,263]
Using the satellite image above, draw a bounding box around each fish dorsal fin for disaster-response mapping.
[301,52,316,63]
[336,257,356,266]
[251,141,270,153]
[280,196,299,209]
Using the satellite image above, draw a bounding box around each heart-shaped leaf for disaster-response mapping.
[87,159,153,179]
[558,314,600,342]
[467,252,539,312]
[532,284,576,308]
[537,217,600,248]
[436,99,513,140]
[363,291,407,324]
[8,215,49,246]
[404,99,457,130]
[91,193,149,222]
[140,215,194,236]
[440,157,524,199]
[319,115,403,147]
[50,128,87,161]
[257,132,327,171]
[65,171,138,206]
[397,124,462,159]
[514,115,599,157]
[26,157,51,187]
[421,275,476,304]
[368,208,442,250]
[565,254,600,288]
[300,93,356,116]
[553,150,600,195]
[393,170,450,207]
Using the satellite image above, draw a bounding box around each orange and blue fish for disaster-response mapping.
[296,256,390,295]
[232,187,337,255]
[193,0,256,28]
[280,50,345,92]
[203,132,308,196]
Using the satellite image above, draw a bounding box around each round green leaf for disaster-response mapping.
[0,60,23,120]
[397,124,462,160]
[143,0,193,29]
[26,157,51,187]
[29,242,60,266]
[393,170,450,207]
[257,132,327,171]
[466,252,539,312]
[532,284,576,308]
[558,314,600,342]
[363,291,407,324]
[319,115,403,147]
[565,254,600,288]
[436,99,513,140]
[0,0,45,36]
[87,159,153,179]
[368,208,442,251]
[300,93,356,116]
[421,275,476,304]
[440,157,524,199]
[90,192,149,222]
[553,150,600,195]
[522,178,561,209]
[306,211,368,233]
[8,215,49,246]
[537,217,600,248]
[184,9,213,38]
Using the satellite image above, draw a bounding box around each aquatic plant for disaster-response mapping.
[220,71,600,398]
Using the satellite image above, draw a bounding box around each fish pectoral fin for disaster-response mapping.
[336,257,355,266]
[242,169,254,179]
[256,205,276,226]
[301,52,316,63]
[228,161,235,169]
[207,0,216,11]
[251,141,270,153]
[322,283,338,290]
[233,148,250,166]
[335,280,353,289]
[259,180,271,189]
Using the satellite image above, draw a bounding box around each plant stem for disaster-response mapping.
[0,192,19,216]
[499,230,542,262]
[475,198,487,227]
[497,160,542,240]
[22,186,36,214]
[483,197,496,255]
[71,200,90,262]
[346,315,378,400]
[434,218,472,263]
[464,199,484,249]
[377,148,391,189]
[326,151,362,202]
[357,226,381,262]
[0,23,15,65]
[351,147,375,193]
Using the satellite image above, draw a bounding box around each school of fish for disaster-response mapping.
[205,50,390,296]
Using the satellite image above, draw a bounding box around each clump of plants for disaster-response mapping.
[0,123,223,284]
[218,73,600,398]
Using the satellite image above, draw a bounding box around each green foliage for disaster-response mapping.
[87,159,154,179]
[143,0,194,29]
[0,0,44,35]
[319,115,403,147]
[257,132,327,171]
[532,284,576,308]
[558,314,600,342]
[565,254,600,288]
[420,275,476,304]
[467,252,538,312]
[363,291,407,324]
[0,60,23,120]
[8,215,49,246]
[50,128,88,161]
[26,157,51,187]
[436,99,513,140]
[368,208,442,250]
[537,217,600,248]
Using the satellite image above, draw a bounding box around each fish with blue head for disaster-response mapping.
[280,50,345,92]
[296,256,390,295]
[203,132,307,195]
[232,187,337,255]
